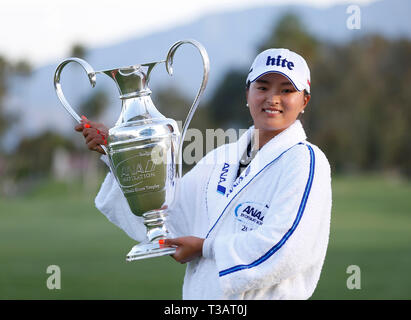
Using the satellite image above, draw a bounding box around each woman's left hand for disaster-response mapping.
[74,117,109,154]
[162,236,204,264]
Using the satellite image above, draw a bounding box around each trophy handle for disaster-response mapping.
[165,40,210,178]
[54,58,108,155]
[54,57,97,123]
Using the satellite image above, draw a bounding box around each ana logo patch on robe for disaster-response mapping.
[234,201,269,232]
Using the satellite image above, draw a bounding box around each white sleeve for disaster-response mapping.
[94,156,147,242]
[165,175,192,238]
[210,145,332,296]
[167,159,212,238]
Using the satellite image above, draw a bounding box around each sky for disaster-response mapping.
[0,0,378,68]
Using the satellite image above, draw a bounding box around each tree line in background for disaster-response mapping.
[161,14,411,178]
[202,14,411,177]
[1,13,410,195]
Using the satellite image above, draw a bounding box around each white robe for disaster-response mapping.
[95,120,332,300]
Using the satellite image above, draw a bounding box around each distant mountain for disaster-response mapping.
[4,0,411,149]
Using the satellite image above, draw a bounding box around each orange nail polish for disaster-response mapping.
[84,124,91,128]
[158,239,165,245]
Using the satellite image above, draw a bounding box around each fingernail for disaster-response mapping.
[81,115,88,120]
[84,124,91,128]
[104,139,107,145]
[158,239,165,245]
[97,130,100,134]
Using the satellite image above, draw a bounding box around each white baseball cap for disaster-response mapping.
[246,48,311,94]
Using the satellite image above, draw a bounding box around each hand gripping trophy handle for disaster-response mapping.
[53,57,109,155]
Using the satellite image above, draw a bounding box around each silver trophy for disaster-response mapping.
[54,40,209,261]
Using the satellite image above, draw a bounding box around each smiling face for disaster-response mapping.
[246,72,310,145]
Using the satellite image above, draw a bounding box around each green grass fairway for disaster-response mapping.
[312,175,411,299]
[0,182,186,299]
[0,175,410,299]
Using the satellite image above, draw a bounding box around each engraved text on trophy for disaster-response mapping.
[112,145,167,216]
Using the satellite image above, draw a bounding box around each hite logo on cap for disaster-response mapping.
[266,55,295,70]
[246,48,311,93]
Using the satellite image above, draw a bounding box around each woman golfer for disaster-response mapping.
[76,48,332,300]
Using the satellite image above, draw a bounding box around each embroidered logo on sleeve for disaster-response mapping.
[234,201,268,232]
[217,163,230,195]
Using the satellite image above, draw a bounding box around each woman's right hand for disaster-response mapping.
[74,116,109,155]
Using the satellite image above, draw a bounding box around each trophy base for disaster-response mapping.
[126,241,176,262]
